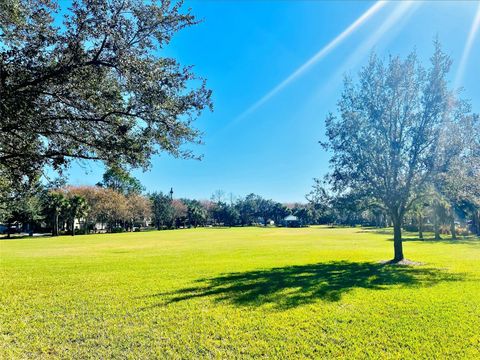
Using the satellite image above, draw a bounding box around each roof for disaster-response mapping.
[284,215,298,221]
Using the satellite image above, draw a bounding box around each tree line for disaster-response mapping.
[1,168,320,236]
[6,166,478,239]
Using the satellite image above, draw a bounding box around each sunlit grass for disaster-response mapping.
[1,227,479,358]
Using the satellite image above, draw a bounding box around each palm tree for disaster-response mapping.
[46,192,68,236]
[67,195,89,236]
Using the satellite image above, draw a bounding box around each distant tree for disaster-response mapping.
[58,185,146,233]
[97,167,144,196]
[429,194,449,240]
[43,192,68,236]
[435,114,480,237]
[171,199,187,228]
[212,202,239,227]
[150,192,173,230]
[66,195,89,236]
[408,199,430,240]
[184,199,207,227]
[307,179,339,225]
[200,199,216,224]
[0,0,212,188]
[321,42,471,261]
[94,188,129,231]
[270,202,290,225]
[291,204,315,226]
[4,185,44,236]
[211,190,226,204]
[126,194,152,230]
[236,194,264,226]
[65,186,102,234]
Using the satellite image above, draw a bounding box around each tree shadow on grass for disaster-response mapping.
[145,261,465,310]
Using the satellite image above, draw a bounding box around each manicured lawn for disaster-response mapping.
[1,226,479,358]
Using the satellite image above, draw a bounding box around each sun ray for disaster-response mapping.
[233,1,388,122]
[312,1,420,100]
[454,2,480,89]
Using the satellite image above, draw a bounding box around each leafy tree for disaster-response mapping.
[66,195,89,236]
[435,114,480,237]
[3,186,44,237]
[150,192,173,230]
[126,194,152,230]
[291,204,315,226]
[97,166,144,196]
[408,199,430,240]
[211,190,226,204]
[0,0,212,187]
[430,194,449,240]
[270,202,290,225]
[65,186,102,234]
[322,42,471,261]
[43,191,68,236]
[184,199,207,227]
[95,189,129,231]
[236,194,264,226]
[171,199,187,228]
[212,202,239,227]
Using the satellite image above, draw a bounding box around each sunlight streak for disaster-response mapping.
[233,1,388,122]
[454,2,480,89]
[314,1,419,99]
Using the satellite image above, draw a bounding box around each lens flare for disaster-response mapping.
[315,1,419,97]
[454,2,480,89]
[234,1,388,122]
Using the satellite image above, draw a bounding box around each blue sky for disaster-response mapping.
[66,0,480,203]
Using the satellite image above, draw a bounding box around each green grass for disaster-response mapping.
[1,226,479,359]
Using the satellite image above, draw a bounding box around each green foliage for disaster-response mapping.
[212,201,240,226]
[97,166,144,195]
[321,42,473,260]
[0,0,212,186]
[183,199,208,227]
[150,192,174,229]
[65,195,89,236]
[1,227,479,358]
[42,191,69,236]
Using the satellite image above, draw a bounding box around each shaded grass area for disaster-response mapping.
[154,261,463,309]
[358,227,480,245]
[1,226,480,358]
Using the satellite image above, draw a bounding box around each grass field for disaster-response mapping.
[1,226,480,359]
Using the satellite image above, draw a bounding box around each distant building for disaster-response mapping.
[284,215,301,228]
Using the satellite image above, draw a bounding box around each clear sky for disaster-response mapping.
[65,0,480,203]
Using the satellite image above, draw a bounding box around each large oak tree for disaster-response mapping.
[322,42,472,262]
[0,0,212,189]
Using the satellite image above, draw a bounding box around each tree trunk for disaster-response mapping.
[53,213,59,236]
[6,220,11,239]
[418,214,424,240]
[71,219,75,236]
[449,206,456,240]
[474,211,480,236]
[477,212,480,236]
[433,210,441,240]
[393,219,404,262]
